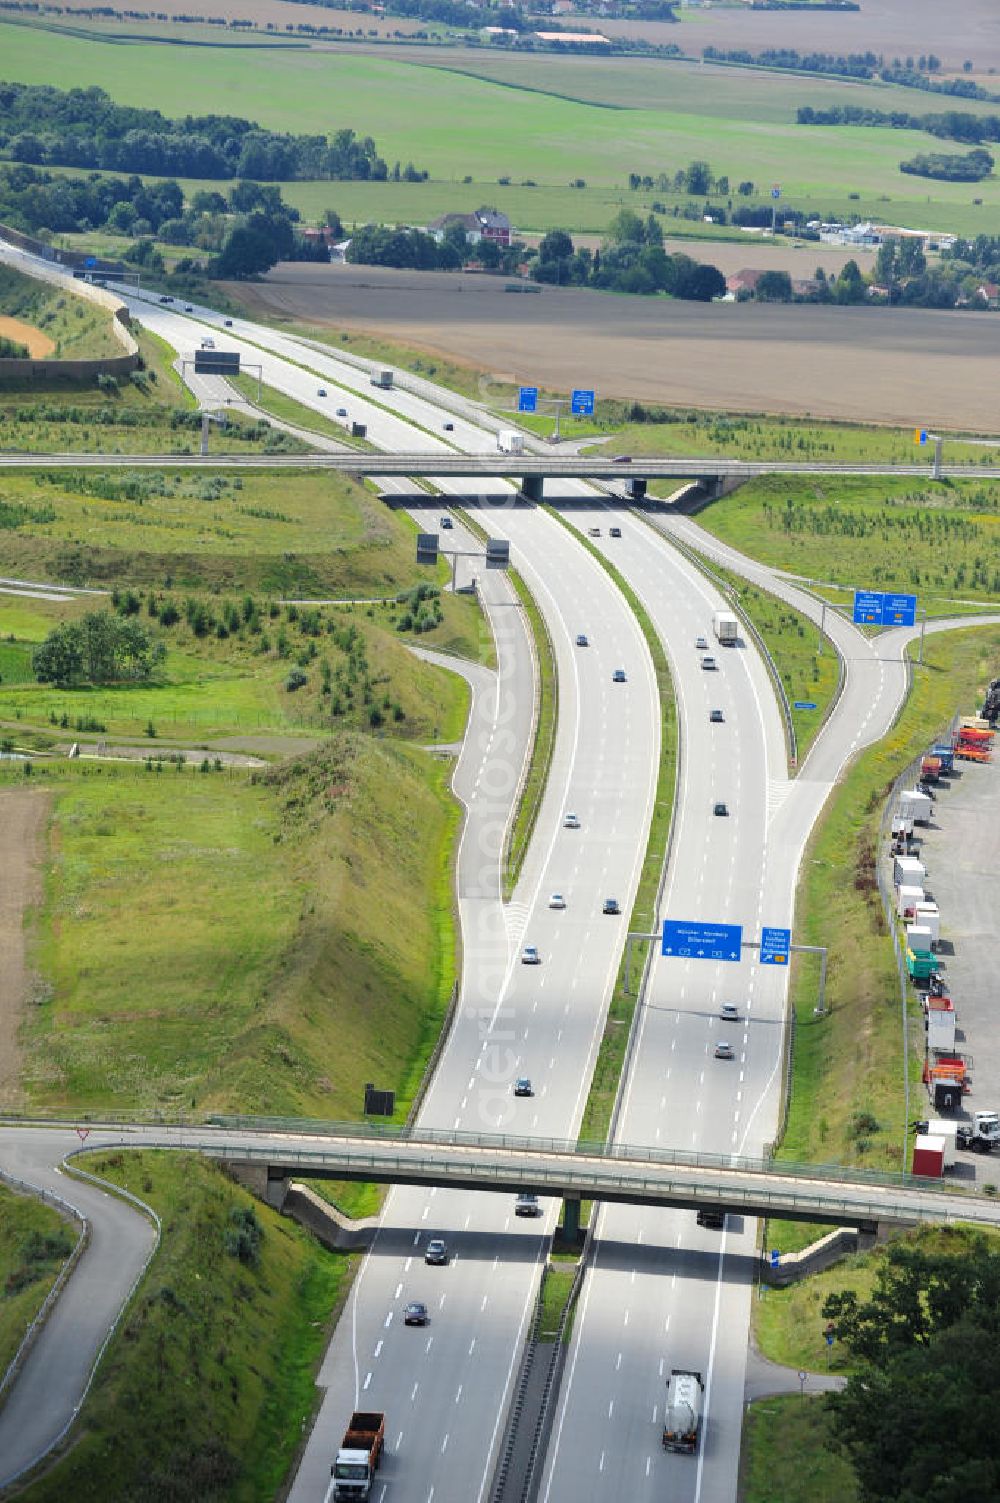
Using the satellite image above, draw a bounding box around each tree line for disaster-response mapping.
[798,104,1000,147]
[531,215,725,299]
[0,82,411,182]
[899,147,994,182]
[705,45,991,99]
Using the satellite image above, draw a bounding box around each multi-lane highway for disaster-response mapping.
[0,246,995,1502]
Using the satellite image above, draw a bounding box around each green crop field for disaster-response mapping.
[1,22,998,233]
[16,1150,349,1503]
[0,1184,74,1380]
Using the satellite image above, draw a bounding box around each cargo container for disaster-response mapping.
[907,946,938,984]
[497,430,525,455]
[912,1134,946,1177]
[920,1118,958,1167]
[906,924,934,954]
[925,996,956,1054]
[915,902,940,948]
[712,611,739,646]
[370,369,394,389]
[960,716,991,731]
[894,855,926,889]
[899,790,933,824]
[897,885,925,920]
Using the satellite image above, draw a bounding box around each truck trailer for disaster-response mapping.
[712,611,738,646]
[497,430,525,455]
[662,1369,704,1454]
[332,1411,385,1500]
[370,369,394,390]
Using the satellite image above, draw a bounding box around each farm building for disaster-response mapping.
[427,208,513,248]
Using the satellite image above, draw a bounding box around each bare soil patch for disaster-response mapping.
[0,789,50,1106]
[0,316,55,359]
[234,263,1000,432]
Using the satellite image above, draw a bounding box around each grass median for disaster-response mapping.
[16,1150,349,1503]
[0,1183,75,1381]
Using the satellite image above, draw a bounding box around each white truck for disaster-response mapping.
[899,789,933,825]
[925,997,956,1054]
[712,610,738,646]
[497,429,525,455]
[370,369,394,390]
[957,1111,1000,1153]
[662,1368,704,1454]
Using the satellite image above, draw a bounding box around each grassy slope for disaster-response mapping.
[1,24,999,232]
[694,474,1000,612]
[742,1398,855,1503]
[0,263,120,361]
[0,1184,74,1378]
[17,733,459,1119]
[17,1150,349,1503]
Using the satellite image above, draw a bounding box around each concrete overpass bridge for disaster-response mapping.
[37,1118,1000,1239]
[0,451,991,500]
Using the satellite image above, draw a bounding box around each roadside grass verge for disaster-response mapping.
[14,733,460,1119]
[268,322,489,406]
[693,474,1000,612]
[0,1183,75,1380]
[770,623,1000,1254]
[741,1396,854,1503]
[543,513,677,1147]
[708,563,840,763]
[16,1150,349,1503]
[503,564,556,898]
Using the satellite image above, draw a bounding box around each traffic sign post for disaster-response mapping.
[915,426,943,477]
[793,701,817,711]
[518,386,538,414]
[770,1249,781,1268]
[882,593,917,628]
[661,919,743,962]
[570,388,595,417]
[852,589,885,626]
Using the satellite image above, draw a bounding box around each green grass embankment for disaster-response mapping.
[0,262,121,362]
[694,474,1000,616]
[503,565,557,898]
[0,1184,75,1378]
[16,1150,349,1503]
[771,623,1000,1256]
[13,729,461,1121]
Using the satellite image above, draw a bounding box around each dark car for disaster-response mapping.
[224,319,233,327]
[609,526,622,538]
[576,633,589,647]
[612,668,627,683]
[404,1301,429,1326]
[424,1239,448,1265]
[710,709,724,724]
[159,295,173,304]
[611,454,631,463]
[602,898,621,916]
[713,802,729,817]
[696,1209,725,1230]
[443,421,455,432]
[184,304,193,311]
[515,1193,542,1217]
[514,1077,533,1097]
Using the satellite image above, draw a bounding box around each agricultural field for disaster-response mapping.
[696,474,1000,611]
[2,22,1000,234]
[234,265,1000,433]
[14,1151,349,1503]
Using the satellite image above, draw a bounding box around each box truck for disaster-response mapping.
[899,790,933,824]
[712,611,739,646]
[894,855,926,889]
[370,369,393,390]
[897,885,924,921]
[915,902,940,948]
[497,430,525,455]
[912,1134,946,1178]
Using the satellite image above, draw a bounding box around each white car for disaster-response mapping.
[521,946,541,965]
[563,812,580,829]
[720,1003,740,1022]
[548,893,566,909]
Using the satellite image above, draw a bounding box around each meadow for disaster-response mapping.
[0,263,122,362]
[1,23,999,233]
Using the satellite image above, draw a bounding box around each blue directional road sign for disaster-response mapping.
[770,1249,781,1269]
[882,592,917,627]
[84,256,97,268]
[662,919,743,962]
[852,590,884,626]
[760,926,791,966]
[518,386,538,414]
[793,701,817,710]
[771,185,781,200]
[570,388,595,416]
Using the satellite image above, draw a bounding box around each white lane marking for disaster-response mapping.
[363,1371,372,1390]
[375,1340,383,1358]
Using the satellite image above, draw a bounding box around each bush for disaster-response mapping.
[284,668,308,692]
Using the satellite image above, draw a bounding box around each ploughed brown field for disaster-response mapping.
[233,264,1000,433]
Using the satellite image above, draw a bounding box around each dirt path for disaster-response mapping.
[0,315,55,359]
[0,789,50,1106]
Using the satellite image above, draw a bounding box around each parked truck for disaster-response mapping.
[919,755,943,783]
[497,429,525,455]
[906,946,938,984]
[370,369,394,390]
[929,742,955,773]
[981,680,1000,725]
[957,1111,1000,1153]
[712,610,738,646]
[924,995,955,1053]
[899,789,933,824]
[332,1412,385,1500]
[923,1052,971,1112]
[662,1369,704,1454]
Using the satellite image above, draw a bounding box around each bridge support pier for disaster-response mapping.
[223,1160,290,1211]
[559,1195,585,1247]
[519,474,544,504]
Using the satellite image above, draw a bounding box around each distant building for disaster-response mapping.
[725,268,767,295]
[481,23,518,38]
[427,208,512,248]
[534,29,611,42]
